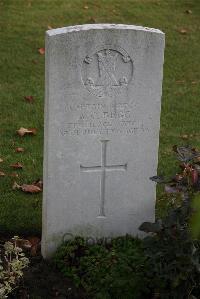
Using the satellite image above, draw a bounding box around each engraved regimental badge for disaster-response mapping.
[81,46,134,98]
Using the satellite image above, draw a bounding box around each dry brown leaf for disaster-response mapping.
[47,25,53,30]
[83,5,89,9]
[32,179,43,189]
[30,245,38,256]
[38,47,45,55]
[21,184,42,193]
[17,127,37,137]
[0,158,3,163]
[9,173,19,178]
[15,147,24,153]
[176,80,185,84]
[0,171,5,176]
[28,237,41,256]
[181,134,189,140]
[15,238,32,250]
[17,127,30,136]
[185,9,192,14]
[178,28,188,34]
[13,237,40,256]
[28,128,37,135]
[24,95,34,103]
[28,236,41,246]
[12,181,21,190]
[10,162,23,169]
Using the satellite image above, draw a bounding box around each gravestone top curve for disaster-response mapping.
[47,24,164,36]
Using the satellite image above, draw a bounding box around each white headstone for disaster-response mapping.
[42,24,165,258]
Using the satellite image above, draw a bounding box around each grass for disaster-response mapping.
[0,0,200,235]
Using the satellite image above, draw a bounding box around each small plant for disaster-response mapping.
[0,236,29,299]
[151,145,200,194]
[54,236,151,298]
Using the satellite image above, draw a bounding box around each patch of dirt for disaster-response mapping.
[8,255,87,299]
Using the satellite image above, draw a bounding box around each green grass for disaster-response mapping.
[0,0,200,235]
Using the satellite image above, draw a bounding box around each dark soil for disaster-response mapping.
[8,255,87,299]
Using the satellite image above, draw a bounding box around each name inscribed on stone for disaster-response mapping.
[60,102,148,136]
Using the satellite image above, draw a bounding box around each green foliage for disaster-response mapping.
[0,236,29,298]
[54,236,151,299]
[151,145,200,240]
[151,145,200,194]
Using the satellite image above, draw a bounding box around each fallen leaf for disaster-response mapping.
[11,236,40,255]
[28,128,37,135]
[0,171,5,176]
[83,5,89,9]
[185,9,192,14]
[17,127,37,137]
[12,181,21,190]
[10,162,23,169]
[24,95,34,103]
[9,173,19,178]
[0,158,3,163]
[191,81,198,85]
[181,134,189,140]
[38,47,45,55]
[32,179,43,189]
[21,184,42,193]
[15,147,24,153]
[47,25,53,30]
[178,28,188,34]
[14,238,32,250]
[28,236,40,246]
[176,80,185,84]
[28,237,41,256]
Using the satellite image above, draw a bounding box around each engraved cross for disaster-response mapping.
[80,140,127,217]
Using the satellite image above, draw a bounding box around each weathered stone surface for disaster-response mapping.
[42,24,165,258]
